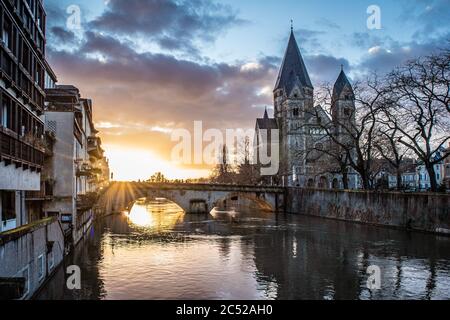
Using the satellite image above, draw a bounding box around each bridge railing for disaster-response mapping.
[113,181,286,191]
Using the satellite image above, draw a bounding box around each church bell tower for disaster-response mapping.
[273,28,314,186]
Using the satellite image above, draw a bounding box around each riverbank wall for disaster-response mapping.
[0,217,65,299]
[286,188,450,235]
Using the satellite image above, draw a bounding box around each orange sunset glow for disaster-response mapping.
[104,145,210,181]
[2,0,450,304]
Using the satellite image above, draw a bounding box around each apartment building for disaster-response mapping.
[44,85,105,245]
[0,0,64,300]
[416,148,446,191]
[0,0,48,232]
[443,143,450,190]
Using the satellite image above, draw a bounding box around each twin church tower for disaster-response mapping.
[255,29,358,188]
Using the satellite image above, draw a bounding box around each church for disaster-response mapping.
[255,29,359,189]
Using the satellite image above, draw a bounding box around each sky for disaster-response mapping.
[43,0,450,181]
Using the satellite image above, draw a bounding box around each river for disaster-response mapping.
[35,199,450,300]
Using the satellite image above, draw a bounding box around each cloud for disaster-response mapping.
[315,18,341,30]
[46,31,278,162]
[49,26,77,44]
[305,55,351,84]
[89,0,245,54]
[42,0,450,169]
[400,0,450,40]
[286,28,326,53]
[351,32,393,50]
[357,34,450,75]
[47,29,351,125]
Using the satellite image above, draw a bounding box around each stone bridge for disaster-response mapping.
[98,182,286,214]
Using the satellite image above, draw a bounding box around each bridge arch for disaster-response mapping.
[214,192,275,212]
[98,182,285,215]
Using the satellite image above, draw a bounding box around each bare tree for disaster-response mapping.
[235,136,260,185]
[303,141,352,189]
[373,125,412,190]
[210,144,235,184]
[304,77,386,190]
[425,48,450,114]
[384,50,450,192]
[148,172,168,183]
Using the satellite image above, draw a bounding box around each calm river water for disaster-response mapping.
[36,199,450,300]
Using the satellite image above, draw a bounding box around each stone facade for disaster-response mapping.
[43,85,107,245]
[99,182,285,215]
[286,188,450,235]
[255,30,358,188]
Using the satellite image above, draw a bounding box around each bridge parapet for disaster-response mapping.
[99,182,286,215]
[129,182,285,193]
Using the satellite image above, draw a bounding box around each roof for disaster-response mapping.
[256,108,278,130]
[333,69,353,98]
[274,31,313,94]
[256,118,278,130]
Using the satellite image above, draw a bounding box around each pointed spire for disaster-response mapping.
[291,19,294,32]
[274,28,313,94]
[264,107,269,119]
[333,66,353,99]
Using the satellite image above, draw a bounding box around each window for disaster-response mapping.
[293,108,299,117]
[20,266,30,299]
[22,42,30,72]
[21,110,31,136]
[310,127,325,135]
[2,17,12,50]
[1,99,9,128]
[344,108,352,117]
[37,254,45,280]
[35,65,42,86]
[45,181,54,197]
[1,191,16,222]
[37,5,44,31]
[49,251,55,270]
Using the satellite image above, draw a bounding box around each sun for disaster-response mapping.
[104,145,209,181]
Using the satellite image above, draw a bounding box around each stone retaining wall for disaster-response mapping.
[0,217,65,299]
[286,188,450,235]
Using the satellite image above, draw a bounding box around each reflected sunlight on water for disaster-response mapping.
[127,199,185,231]
[127,204,153,227]
[36,197,450,300]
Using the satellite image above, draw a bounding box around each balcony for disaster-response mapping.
[0,128,44,171]
[87,136,104,160]
[76,192,99,212]
[42,131,56,158]
[76,161,93,177]
[25,180,54,201]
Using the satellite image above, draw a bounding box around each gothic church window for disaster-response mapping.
[344,94,353,101]
[310,127,325,135]
[293,108,299,117]
[344,108,351,116]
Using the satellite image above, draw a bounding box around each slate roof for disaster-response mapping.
[333,69,353,98]
[274,31,313,94]
[256,108,278,130]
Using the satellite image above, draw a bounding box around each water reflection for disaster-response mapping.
[126,198,184,230]
[35,198,450,300]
